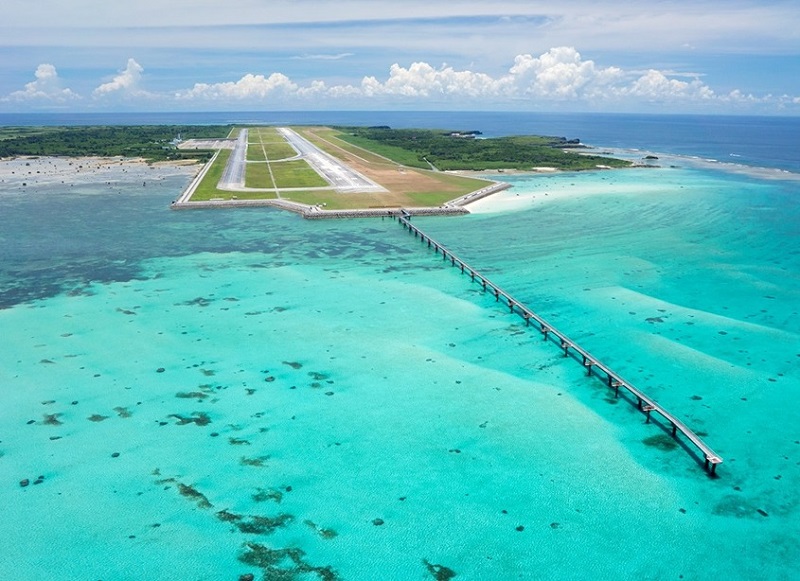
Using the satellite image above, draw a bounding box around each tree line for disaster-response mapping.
[0,125,233,162]
[336,126,631,171]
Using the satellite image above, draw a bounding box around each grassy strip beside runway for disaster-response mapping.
[190,149,231,200]
[271,160,329,188]
[246,146,267,162]
[262,140,298,160]
[244,162,274,189]
[279,171,482,210]
[190,149,276,202]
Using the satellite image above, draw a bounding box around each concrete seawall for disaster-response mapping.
[171,197,469,219]
[446,181,512,206]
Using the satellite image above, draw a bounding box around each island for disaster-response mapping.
[0,124,631,216]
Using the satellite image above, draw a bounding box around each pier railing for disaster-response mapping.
[395,212,722,476]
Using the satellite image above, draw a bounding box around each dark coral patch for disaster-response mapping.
[168,412,212,426]
[642,434,678,451]
[423,559,457,580]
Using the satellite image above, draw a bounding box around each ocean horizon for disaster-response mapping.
[1,112,798,579]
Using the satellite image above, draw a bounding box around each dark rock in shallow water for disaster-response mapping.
[41,413,63,426]
[238,541,339,579]
[235,513,294,534]
[175,391,208,400]
[177,482,212,509]
[252,488,283,503]
[423,559,457,580]
[304,519,338,539]
[168,412,212,426]
[19,479,29,488]
[372,518,385,526]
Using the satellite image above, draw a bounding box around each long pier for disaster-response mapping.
[395,213,723,476]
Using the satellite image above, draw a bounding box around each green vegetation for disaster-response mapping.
[244,162,274,189]
[281,190,356,209]
[246,144,267,162]
[271,160,329,189]
[261,140,298,160]
[334,126,631,171]
[249,127,279,141]
[0,125,232,162]
[191,149,232,200]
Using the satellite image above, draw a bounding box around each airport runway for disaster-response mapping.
[218,129,248,190]
[215,127,385,193]
[277,127,386,193]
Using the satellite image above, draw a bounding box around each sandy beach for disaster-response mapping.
[464,169,659,214]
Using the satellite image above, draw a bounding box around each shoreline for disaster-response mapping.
[5,147,797,218]
[0,155,199,191]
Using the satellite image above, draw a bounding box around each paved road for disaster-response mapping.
[219,129,248,190]
[277,127,386,193]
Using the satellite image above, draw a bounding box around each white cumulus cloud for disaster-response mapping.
[176,72,298,100]
[505,47,623,99]
[359,62,501,98]
[21,46,781,113]
[167,47,733,110]
[93,58,146,97]
[622,70,715,101]
[4,64,79,102]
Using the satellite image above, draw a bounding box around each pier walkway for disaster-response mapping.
[395,213,723,476]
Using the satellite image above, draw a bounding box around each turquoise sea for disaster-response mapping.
[1,113,799,580]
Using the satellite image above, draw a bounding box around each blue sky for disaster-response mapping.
[2,0,800,114]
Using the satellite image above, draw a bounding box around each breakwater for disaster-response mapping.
[171,197,470,218]
[396,212,723,476]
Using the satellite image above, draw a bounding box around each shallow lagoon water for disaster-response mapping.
[1,159,798,579]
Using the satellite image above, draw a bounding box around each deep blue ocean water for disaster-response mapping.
[2,110,799,172]
[1,112,798,580]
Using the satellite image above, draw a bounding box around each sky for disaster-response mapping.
[2,0,800,115]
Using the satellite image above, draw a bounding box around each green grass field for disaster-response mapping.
[280,190,369,210]
[190,150,232,201]
[271,160,328,189]
[261,140,298,160]
[331,134,425,167]
[244,162,274,189]
[250,127,279,139]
